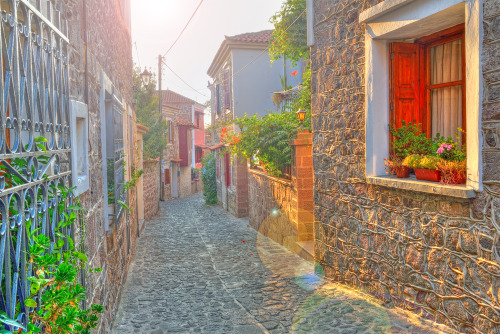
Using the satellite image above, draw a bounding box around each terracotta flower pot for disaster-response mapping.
[414,168,441,182]
[396,166,410,178]
[455,171,466,184]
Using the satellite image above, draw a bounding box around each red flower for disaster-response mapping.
[290,70,299,76]
[221,127,227,132]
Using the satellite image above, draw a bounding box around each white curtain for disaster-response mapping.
[430,40,462,141]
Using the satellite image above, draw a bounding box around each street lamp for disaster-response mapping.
[140,67,152,87]
[296,109,306,127]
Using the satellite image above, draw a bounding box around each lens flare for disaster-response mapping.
[292,283,391,333]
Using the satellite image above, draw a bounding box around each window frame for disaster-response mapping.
[417,24,466,138]
[361,0,483,192]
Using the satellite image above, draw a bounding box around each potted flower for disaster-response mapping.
[433,136,466,185]
[414,155,442,182]
[384,157,410,178]
[437,159,466,185]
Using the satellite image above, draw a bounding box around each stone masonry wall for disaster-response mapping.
[62,0,138,332]
[143,160,161,221]
[312,0,500,333]
[249,170,299,251]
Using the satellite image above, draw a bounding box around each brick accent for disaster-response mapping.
[293,130,314,242]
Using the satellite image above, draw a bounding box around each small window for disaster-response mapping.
[70,101,89,196]
[195,147,203,164]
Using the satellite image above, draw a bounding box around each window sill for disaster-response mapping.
[367,175,476,199]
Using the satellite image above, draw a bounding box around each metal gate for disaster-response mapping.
[0,0,71,326]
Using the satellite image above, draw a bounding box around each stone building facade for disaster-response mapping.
[143,159,161,221]
[160,90,205,199]
[62,0,145,332]
[311,0,500,332]
[207,30,304,217]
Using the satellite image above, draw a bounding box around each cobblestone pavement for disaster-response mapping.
[111,194,446,334]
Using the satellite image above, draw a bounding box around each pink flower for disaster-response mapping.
[447,145,452,151]
[437,147,444,154]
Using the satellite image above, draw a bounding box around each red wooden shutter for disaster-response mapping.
[224,152,231,187]
[390,43,425,131]
[165,169,170,185]
[178,125,189,166]
[216,154,220,179]
[224,71,231,109]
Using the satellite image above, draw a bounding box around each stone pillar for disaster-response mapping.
[292,129,314,242]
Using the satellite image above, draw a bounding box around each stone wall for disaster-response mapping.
[249,169,298,251]
[312,0,500,333]
[143,160,161,221]
[61,0,142,331]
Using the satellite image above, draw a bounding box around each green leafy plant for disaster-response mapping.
[0,141,104,333]
[133,66,168,159]
[389,121,431,160]
[201,152,217,205]
[220,107,310,177]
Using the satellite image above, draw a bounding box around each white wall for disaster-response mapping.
[232,49,302,118]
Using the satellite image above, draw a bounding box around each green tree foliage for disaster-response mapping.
[133,66,168,159]
[201,152,218,205]
[225,109,311,177]
[269,0,308,65]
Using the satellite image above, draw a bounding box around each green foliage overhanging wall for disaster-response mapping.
[133,66,168,159]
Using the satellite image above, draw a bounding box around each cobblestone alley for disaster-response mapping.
[111,194,444,333]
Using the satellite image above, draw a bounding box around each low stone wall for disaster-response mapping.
[248,169,299,252]
[143,160,160,221]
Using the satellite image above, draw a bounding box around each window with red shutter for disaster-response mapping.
[224,152,231,187]
[389,25,465,143]
[178,125,189,166]
[165,169,170,185]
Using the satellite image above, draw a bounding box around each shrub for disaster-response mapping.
[201,152,218,205]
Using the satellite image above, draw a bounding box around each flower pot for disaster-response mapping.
[396,166,410,178]
[455,171,466,184]
[414,168,441,182]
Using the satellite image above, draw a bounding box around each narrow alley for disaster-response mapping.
[111,194,441,334]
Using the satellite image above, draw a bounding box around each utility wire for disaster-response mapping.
[163,61,209,98]
[134,41,142,68]
[162,0,204,58]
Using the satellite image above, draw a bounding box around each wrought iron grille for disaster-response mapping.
[0,0,71,327]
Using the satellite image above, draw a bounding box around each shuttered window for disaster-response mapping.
[389,24,465,141]
[224,71,231,109]
[215,84,221,115]
[178,125,189,167]
[224,152,231,187]
[165,169,170,185]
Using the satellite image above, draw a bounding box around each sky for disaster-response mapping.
[131,0,284,105]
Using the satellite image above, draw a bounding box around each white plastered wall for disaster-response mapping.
[362,0,483,191]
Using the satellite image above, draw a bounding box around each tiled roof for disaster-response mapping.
[158,89,196,105]
[176,117,196,128]
[225,30,273,44]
